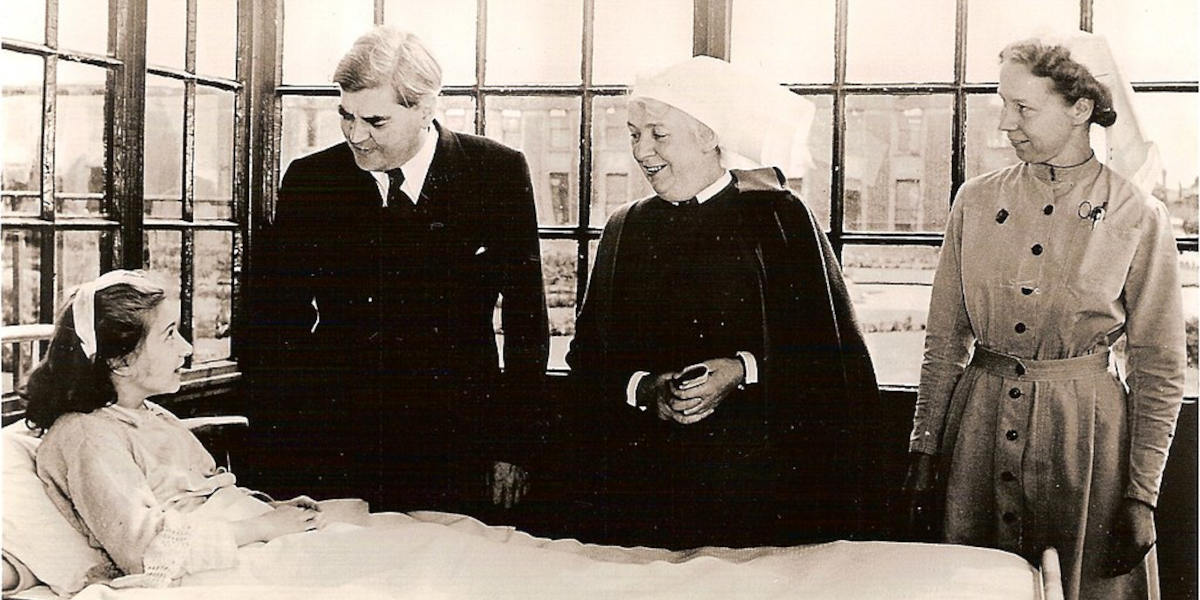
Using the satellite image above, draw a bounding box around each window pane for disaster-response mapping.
[964,93,1017,180]
[542,239,577,370]
[144,76,185,218]
[843,245,939,386]
[3,230,42,325]
[56,231,106,305]
[1133,93,1198,238]
[195,87,236,219]
[145,230,183,304]
[197,0,238,78]
[146,0,186,69]
[794,94,833,231]
[485,0,582,84]
[731,0,835,84]
[1182,251,1198,396]
[280,96,342,174]
[436,96,477,133]
[2,52,43,215]
[1095,0,1198,82]
[282,0,373,84]
[194,230,233,362]
[965,0,1077,82]
[844,95,952,232]
[484,96,581,227]
[58,0,108,55]
[2,2,44,43]
[847,0,955,83]
[593,0,692,84]
[590,96,655,226]
[383,0,477,85]
[55,63,107,211]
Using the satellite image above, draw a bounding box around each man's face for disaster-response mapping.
[996,61,1084,165]
[627,99,720,202]
[338,85,432,172]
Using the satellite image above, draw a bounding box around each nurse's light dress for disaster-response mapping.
[910,157,1186,600]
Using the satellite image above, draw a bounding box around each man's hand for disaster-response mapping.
[488,461,529,508]
[665,357,744,425]
[1104,498,1156,577]
[901,452,939,541]
[270,495,321,511]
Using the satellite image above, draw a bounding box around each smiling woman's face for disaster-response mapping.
[996,60,1085,165]
[117,300,192,399]
[627,98,720,202]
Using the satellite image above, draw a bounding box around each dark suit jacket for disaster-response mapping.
[243,122,549,508]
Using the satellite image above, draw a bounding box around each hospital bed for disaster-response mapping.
[3,420,1063,600]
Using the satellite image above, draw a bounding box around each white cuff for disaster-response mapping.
[736,351,759,385]
[626,371,651,411]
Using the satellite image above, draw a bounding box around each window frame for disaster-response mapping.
[253,0,1197,389]
[1,0,254,416]
[4,0,1195,415]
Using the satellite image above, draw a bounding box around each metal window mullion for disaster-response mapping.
[475,0,486,134]
[146,65,242,91]
[374,0,384,25]
[1080,0,1093,32]
[109,0,147,271]
[38,1,59,320]
[263,0,284,225]
[828,0,848,262]
[574,0,595,307]
[693,0,730,59]
[949,0,967,204]
[178,0,198,351]
[229,0,253,363]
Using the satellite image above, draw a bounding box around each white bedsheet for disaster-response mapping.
[61,511,1040,600]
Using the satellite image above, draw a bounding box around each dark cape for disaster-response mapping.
[564,168,884,548]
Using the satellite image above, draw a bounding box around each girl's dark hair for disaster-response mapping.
[22,279,166,433]
[1000,40,1118,127]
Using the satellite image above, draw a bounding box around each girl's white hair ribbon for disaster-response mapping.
[72,270,158,360]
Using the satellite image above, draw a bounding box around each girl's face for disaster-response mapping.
[116,301,192,400]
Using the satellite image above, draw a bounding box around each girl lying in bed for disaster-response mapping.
[20,270,324,589]
[11,270,1049,599]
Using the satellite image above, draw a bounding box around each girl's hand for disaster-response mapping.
[236,505,323,545]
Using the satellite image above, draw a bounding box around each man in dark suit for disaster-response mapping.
[243,27,548,517]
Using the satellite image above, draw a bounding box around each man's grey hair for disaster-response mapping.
[333,26,442,108]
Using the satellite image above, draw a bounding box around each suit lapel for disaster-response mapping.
[421,121,466,207]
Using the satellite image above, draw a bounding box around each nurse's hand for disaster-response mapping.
[634,372,679,421]
[1103,498,1156,577]
[666,358,744,425]
[901,452,939,541]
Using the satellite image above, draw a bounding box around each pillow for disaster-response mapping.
[2,423,104,595]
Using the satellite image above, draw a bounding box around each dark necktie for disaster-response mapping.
[386,168,413,208]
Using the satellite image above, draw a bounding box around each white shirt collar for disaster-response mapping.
[668,171,732,206]
[369,123,440,206]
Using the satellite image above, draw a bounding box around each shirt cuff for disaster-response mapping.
[626,371,651,411]
[736,351,759,385]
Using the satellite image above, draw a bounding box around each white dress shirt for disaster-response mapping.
[368,124,440,206]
